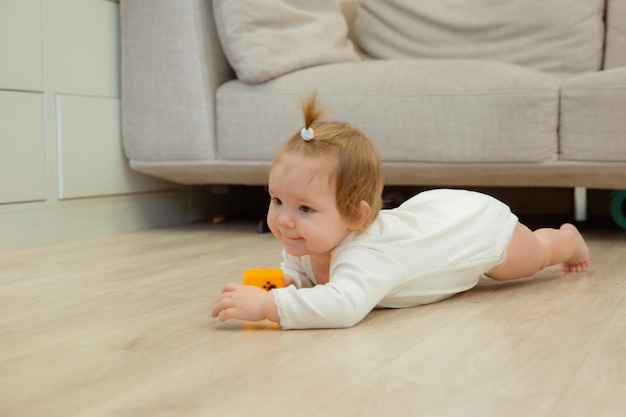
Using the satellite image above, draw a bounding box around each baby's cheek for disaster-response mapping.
[266,215,279,236]
[268,227,280,241]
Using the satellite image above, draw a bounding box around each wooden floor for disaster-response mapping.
[1,220,625,417]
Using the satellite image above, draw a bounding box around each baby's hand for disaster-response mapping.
[211,282,279,323]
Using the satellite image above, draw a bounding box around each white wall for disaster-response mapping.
[0,0,198,249]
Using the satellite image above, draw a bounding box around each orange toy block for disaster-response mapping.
[243,268,285,291]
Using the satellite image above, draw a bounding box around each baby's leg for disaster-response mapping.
[487,223,589,281]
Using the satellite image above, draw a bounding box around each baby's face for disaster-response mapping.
[267,153,356,258]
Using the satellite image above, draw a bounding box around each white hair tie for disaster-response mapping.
[300,127,314,141]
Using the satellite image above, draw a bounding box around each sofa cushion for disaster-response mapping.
[355,0,605,76]
[605,0,626,68]
[216,59,559,164]
[212,0,360,84]
[560,68,626,161]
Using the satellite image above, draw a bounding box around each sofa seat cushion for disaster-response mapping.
[216,59,559,163]
[355,0,605,76]
[560,68,626,161]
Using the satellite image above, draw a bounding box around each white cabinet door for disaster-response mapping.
[0,91,46,204]
[53,0,120,97]
[0,0,44,92]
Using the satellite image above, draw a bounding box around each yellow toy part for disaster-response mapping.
[243,268,285,291]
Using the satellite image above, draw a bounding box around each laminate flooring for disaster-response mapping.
[1,220,625,417]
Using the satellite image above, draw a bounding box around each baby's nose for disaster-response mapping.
[277,212,295,228]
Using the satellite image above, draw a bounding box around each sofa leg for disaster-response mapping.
[574,187,587,222]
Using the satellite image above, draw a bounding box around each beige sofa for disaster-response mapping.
[121,0,626,194]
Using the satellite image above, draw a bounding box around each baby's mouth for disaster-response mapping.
[283,234,304,243]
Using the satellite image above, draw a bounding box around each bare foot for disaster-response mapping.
[559,223,590,272]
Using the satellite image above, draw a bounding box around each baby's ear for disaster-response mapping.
[349,200,371,231]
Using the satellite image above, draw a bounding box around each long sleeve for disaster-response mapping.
[272,247,407,329]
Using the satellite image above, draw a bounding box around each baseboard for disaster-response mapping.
[0,189,198,250]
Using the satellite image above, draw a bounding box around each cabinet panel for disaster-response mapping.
[53,0,120,97]
[57,95,175,199]
[0,0,44,91]
[0,91,46,204]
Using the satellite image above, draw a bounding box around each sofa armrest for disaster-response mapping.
[121,0,233,162]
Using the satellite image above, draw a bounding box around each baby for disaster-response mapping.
[211,95,589,329]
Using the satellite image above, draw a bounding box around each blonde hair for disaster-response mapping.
[272,94,384,231]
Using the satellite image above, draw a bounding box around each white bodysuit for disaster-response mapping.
[273,189,519,329]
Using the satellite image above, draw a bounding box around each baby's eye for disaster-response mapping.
[299,205,314,213]
[270,197,282,205]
